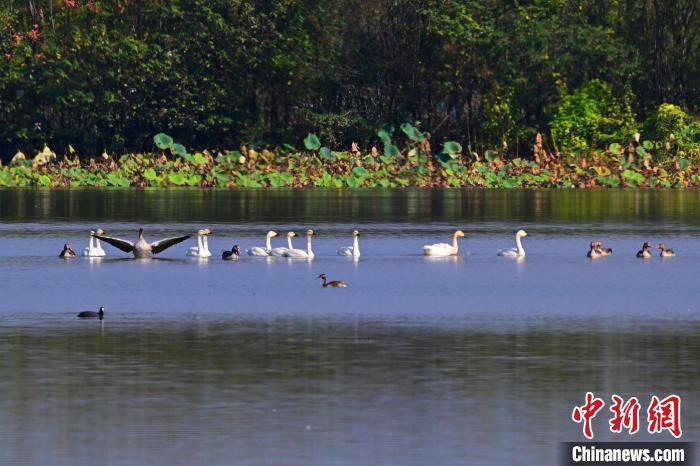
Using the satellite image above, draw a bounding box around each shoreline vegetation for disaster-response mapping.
[3,121,700,189]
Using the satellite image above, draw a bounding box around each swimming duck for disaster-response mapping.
[636,242,653,259]
[596,241,613,256]
[657,243,675,257]
[78,306,105,320]
[60,243,77,258]
[92,228,191,259]
[222,244,241,260]
[186,229,213,257]
[497,229,528,257]
[284,229,315,258]
[270,231,296,256]
[83,228,107,257]
[248,231,279,256]
[318,273,347,288]
[423,230,465,256]
[586,241,602,259]
[338,230,361,257]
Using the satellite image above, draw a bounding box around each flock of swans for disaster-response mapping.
[58,227,677,261]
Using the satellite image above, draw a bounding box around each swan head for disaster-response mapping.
[307,229,315,236]
[288,231,297,238]
[202,228,212,235]
[352,229,360,237]
[96,228,105,235]
[267,231,279,238]
[516,229,528,237]
[454,230,465,238]
[89,230,95,235]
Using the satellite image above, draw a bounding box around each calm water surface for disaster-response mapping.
[0,189,698,465]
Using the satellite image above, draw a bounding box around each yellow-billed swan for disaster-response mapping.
[187,229,212,257]
[270,232,296,256]
[84,228,107,257]
[93,228,190,259]
[423,230,464,256]
[497,230,528,257]
[247,231,279,256]
[284,229,315,258]
[338,230,360,257]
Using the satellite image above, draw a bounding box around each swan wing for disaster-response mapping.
[269,247,288,256]
[93,234,135,253]
[338,246,353,256]
[150,235,191,254]
[248,247,269,256]
[423,242,452,255]
[497,247,518,256]
[284,248,308,258]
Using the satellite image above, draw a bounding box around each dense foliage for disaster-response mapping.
[2,0,700,169]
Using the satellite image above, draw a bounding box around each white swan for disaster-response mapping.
[186,229,212,257]
[247,230,278,256]
[284,229,315,258]
[338,230,360,257]
[497,229,528,257]
[83,228,107,257]
[423,230,464,256]
[270,232,296,256]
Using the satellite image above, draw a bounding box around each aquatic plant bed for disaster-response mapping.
[3,134,700,189]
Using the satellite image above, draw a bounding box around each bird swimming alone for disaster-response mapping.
[222,244,241,260]
[284,229,315,258]
[77,306,105,320]
[657,243,675,257]
[60,243,77,259]
[423,230,465,256]
[636,242,653,259]
[92,228,191,259]
[318,273,347,288]
[497,229,528,257]
[338,230,361,257]
[186,228,212,257]
[248,230,279,256]
[84,228,107,257]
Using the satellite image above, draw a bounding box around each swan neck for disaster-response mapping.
[306,235,313,253]
[452,233,459,252]
[197,234,203,251]
[265,235,272,250]
[287,236,293,249]
[203,235,209,254]
[353,235,360,256]
[89,236,95,249]
[515,233,524,255]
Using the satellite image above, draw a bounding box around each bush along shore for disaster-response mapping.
[2,124,700,189]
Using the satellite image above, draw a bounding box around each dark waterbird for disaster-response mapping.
[78,306,105,320]
[222,244,241,260]
[59,243,77,258]
[318,273,347,288]
[93,228,190,258]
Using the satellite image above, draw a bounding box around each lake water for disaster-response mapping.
[0,188,698,465]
